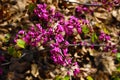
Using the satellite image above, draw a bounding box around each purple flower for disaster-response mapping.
[105,35,111,41]
[35,35,41,42]
[99,32,111,41]
[68,26,73,29]
[62,48,68,56]
[83,7,88,11]
[52,47,60,53]
[90,44,94,49]
[51,56,57,63]
[0,68,3,75]
[28,31,35,37]
[112,49,117,53]
[54,12,64,21]
[64,41,69,46]
[73,68,80,76]
[55,24,64,33]
[36,24,42,31]
[77,27,82,34]
[34,4,49,21]
[18,30,25,35]
[55,34,64,43]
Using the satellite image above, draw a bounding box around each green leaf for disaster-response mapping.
[16,51,22,58]
[4,33,11,42]
[103,27,109,34]
[117,66,120,72]
[8,47,16,55]
[91,33,98,42]
[62,76,70,80]
[17,39,25,48]
[112,76,120,80]
[116,53,120,62]
[55,76,62,80]
[28,3,36,12]
[87,76,93,80]
[116,53,120,58]
[82,25,89,34]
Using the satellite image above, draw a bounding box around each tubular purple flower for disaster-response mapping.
[30,26,35,31]
[28,31,35,37]
[112,49,117,53]
[36,24,42,31]
[77,27,82,34]
[105,35,111,41]
[83,7,88,11]
[35,36,41,42]
[62,48,68,56]
[64,41,69,46]
[73,68,80,76]
[18,30,25,35]
[55,34,64,43]
[68,26,74,29]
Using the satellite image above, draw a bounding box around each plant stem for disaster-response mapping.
[64,0,120,7]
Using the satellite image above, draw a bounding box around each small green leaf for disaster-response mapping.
[55,76,62,80]
[82,25,89,34]
[8,47,16,55]
[62,76,70,80]
[116,53,120,62]
[17,39,25,48]
[117,53,120,58]
[4,33,11,42]
[87,76,93,80]
[112,76,120,80]
[91,33,98,42]
[117,66,120,72]
[28,3,36,12]
[16,51,22,58]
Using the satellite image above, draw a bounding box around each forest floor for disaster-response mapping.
[0,0,120,80]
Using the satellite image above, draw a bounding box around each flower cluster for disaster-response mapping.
[15,3,118,77]
[34,3,48,21]
[99,32,111,42]
[50,41,71,66]
[34,3,64,27]
[56,16,82,36]
[15,3,82,76]
[15,24,50,46]
[104,43,117,53]
[76,5,92,14]
[98,32,117,53]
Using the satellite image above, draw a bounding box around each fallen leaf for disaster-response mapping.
[31,64,39,78]
[112,9,120,22]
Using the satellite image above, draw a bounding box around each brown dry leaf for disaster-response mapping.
[0,34,5,42]
[102,56,116,75]
[82,46,87,53]
[88,48,94,56]
[94,8,112,23]
[7,72,15,80]
[95,71,109,80]
[9,60,30,73]
[31,64,39,78]
[25,76,33,80]
[80,76,85,80]
[112,8,120,21]
[49,72,55,78]
[74,52,80,58]
[95,52,116,75]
